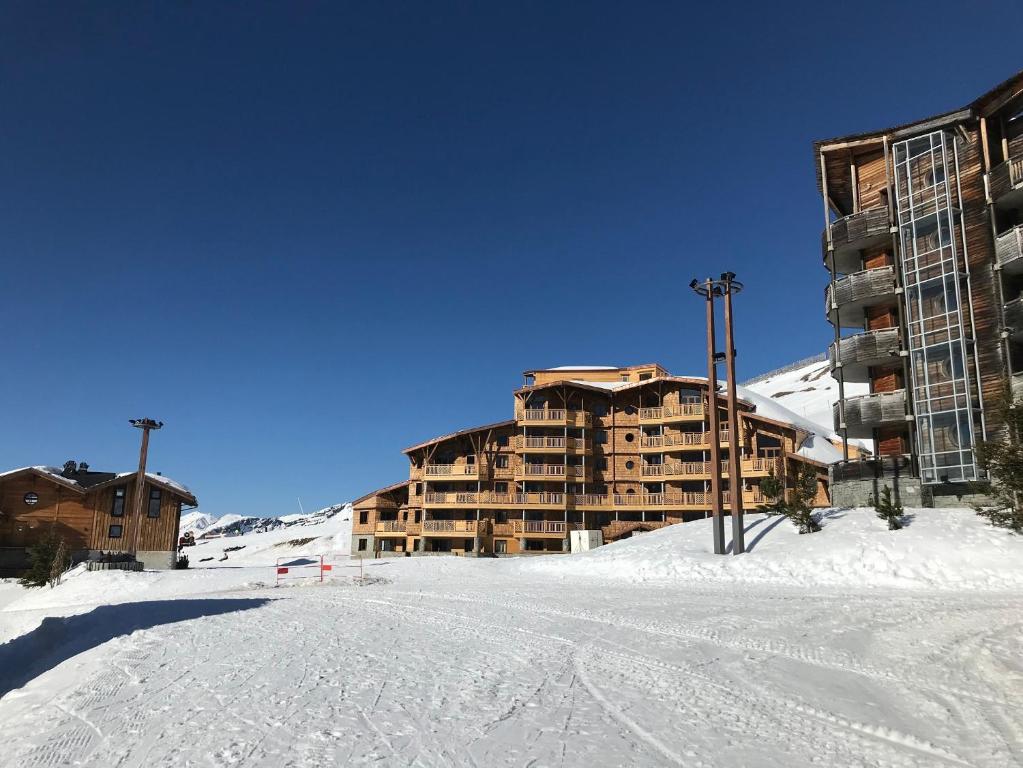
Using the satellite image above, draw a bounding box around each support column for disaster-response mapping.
[723,274,745,555]
[704,280,726,555]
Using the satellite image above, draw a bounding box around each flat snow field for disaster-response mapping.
[0,510,1021,768]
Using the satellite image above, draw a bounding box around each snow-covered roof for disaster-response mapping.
[568,379,630,390]
[0,465,197,505]
[545,365,618,371]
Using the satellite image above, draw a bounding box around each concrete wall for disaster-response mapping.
[135,550,176,570]
[829,474,925,508]
[351,535,375,556]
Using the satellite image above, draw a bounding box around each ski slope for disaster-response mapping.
[1,507,1021,767]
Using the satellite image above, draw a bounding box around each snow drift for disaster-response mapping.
[513,508,1023,592]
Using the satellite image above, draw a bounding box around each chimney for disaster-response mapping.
[62,460,78,477]
[78,461,90,473]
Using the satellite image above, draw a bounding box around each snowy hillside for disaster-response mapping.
[744,356,872,451]
[179,502,350,538]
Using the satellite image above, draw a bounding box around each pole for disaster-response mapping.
[705,279,726,555]
[723,275,745,555]
[130,426,151,556]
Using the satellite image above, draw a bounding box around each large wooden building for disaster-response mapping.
[353,364,830,557]
[0,462,197,572]
[818,70,1023,503]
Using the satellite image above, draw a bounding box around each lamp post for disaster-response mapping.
[721,272,746,555]
[129,418,163,557]
[690,278,726,555]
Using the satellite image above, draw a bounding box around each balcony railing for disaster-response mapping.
[995,225,1023,273]
[835,389,907,438]
[1005,296,1023,339]
[512,520,574,536]
[639,429,730,449]
[517,408,591,427]
[425,464,479,478]
[825,266,897,326]
[516,436,591,451]
[375,521,408,534]
[828,328,902,380]
[425,485,776,510]
[990,157,1023,201]
[638,402,704,422]
[824,207,891,272]
[422,519,478,534]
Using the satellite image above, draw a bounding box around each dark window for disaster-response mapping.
[357,539,367,551]
[639,372,652,380]
[598,458,608,470]
[594,430,608,444]
[466,455,475,465]
[626,460,635,470]
[111,487,126,517]
[464,539,473,551]
[148,488,161,518]
[496,510,508,523]
[496,455,509,468]
[359,511,368,525]
[414,483,422,495]
[109,524,123,538]
[496,435,509,447]
[414,510,421,523]
[495,539,507,554]
[495,482,508,493]
[624,405,637,415]
[625,432,635,442]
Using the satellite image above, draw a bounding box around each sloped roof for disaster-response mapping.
[352,479,409,508]
[0,466,197,506]
[402,420,516,454]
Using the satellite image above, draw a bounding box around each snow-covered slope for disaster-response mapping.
[514,507,1023,591]
[744,357,871,452]
[180,502,351,539]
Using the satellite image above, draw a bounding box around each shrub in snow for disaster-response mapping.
[19,532,67,588]
[761,465,820,534]
[176,554,190,569]
[974,385,1023,533]
[873,486,904,531]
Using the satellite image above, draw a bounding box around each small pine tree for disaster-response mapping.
[974,383,1023,533]
[47,538,70,588]
[874,485,904,531]
[758,465,821,534]
[19,532,60,588]
[175,553,189,570]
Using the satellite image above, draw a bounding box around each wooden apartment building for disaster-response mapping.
[352,364,830,557]
[0,462,198,572]
[819,69,1023,496]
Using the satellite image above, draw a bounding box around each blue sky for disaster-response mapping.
[1,2,1020,517]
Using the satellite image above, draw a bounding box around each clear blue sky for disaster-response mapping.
[1,2,1020,517]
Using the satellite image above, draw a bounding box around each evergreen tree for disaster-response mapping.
[47,537,70,588]
[873,485,904,531]
[974,383,1023,533]
[19,533,60,588]
[759,465,821,534]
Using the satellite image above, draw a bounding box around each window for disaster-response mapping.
[495,540,507,554]
[496,435,509,447]
[466,455,475,465]
[109,524,123,538]
[148,488,161,518]
[359,511,368,525]
[625,432,635,443]
[598,458,608,470]
[624,405,637,415]
[620,374,629,382]
[464,539,473,551]
[495,482,508,493]
[496,455,509,468]
[594,430,608,444]
[625,460,635,470]
[111,487,126,517]
[592,402,607,417]
[357,539,367,552]
[414,483,422,495]
[639,372,652,380]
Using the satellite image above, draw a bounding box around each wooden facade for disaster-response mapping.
[818,69,1023,487]
[0,465,197,571]
[352,367,830,557]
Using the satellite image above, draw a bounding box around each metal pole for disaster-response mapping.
[704,280,726,555]
[130,426,151,556]
[722,275,745,555]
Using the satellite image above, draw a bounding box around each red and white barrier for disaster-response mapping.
[275,554,333,585]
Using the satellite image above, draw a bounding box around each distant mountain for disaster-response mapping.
[179,503,351,538]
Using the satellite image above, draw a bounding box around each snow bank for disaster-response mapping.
[511,508,1023,592]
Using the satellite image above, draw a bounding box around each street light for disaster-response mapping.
[129,418,163,558]
[690,274,745,555]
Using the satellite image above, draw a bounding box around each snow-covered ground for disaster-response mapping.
[1,508,1021,767]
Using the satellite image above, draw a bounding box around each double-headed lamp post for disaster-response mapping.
[129,418,163,557]
[690,273,745,556]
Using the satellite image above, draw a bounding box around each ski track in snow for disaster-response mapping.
[0,574,1020,768]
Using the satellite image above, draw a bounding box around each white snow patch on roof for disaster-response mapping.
[568,379,629,390]
[545,365,618,371]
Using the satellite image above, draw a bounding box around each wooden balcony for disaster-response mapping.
[990,157,1023,206]
[374,521,408,536]
[829,328,902,383]
[515,435,592,453]
[824,207,892,274]
[638,402,704,424]
[825,266,898,328]
[424,464,480,479]
[515,464,591,481]
[639,429,730,451]
[511,519,575,538]
[995,225,1023,275]
[422,519,478,536]
[835,389,908,440]
[516,408,592,428]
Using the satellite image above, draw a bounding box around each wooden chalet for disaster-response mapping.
[0,461,198,572]
[351,365,830,557]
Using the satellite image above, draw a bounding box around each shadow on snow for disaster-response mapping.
[0,597,272,699]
